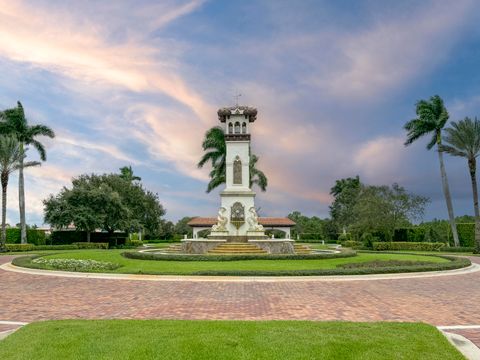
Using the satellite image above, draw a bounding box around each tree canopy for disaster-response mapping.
[43,172,165,240]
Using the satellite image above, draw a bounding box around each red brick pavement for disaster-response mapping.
[1,255,479,327]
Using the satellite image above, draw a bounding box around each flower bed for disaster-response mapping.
[31,258,120,272]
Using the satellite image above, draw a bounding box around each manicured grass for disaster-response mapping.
[20,249,449,275]
[0,320,463,360]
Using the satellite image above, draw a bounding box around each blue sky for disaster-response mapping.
[1,0,480,225]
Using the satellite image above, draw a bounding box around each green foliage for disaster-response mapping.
[32,257,120,272]
[360,232,377,248]
[197,126,268,193]
[337,233,350,242]
[5,228,46,245]
[5,243,35,251]
[174,216,194,237]
[288,211,330,239]
[123,250,357,262]
[185,256,468,276]
[341,240,363,249]
[44,173,166,238]
[457,223,475,247]
[329,176,361,232]
[73,242,109,249]
[372,242,445,251]
[50,231,127,247]
[126,240,143,247]
[351,183,429,240]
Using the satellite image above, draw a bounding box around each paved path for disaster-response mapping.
[1,255,480,346]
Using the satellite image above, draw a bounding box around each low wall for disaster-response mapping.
[181,239,226,254]
[248,239,295,254]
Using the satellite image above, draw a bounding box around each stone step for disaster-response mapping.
[208,242,267,254]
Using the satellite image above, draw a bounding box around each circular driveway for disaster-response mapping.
[1,255,479,326]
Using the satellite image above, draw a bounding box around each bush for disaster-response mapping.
[372,242,445,251]
[4,228,46,245]
[298,233,323,240]
[5,243,35,251]
[187,256,470,276]
[457,223,475,247]
[442,246,475,253]
[360,233,377,248]
[50,231,127,247]
[34,245,79,251]
[127,240,143,247]
[122,250,357,262]
[31,258,120,272]
[72,242,109,249]
[338,233,351,242]
[341,240,362,249]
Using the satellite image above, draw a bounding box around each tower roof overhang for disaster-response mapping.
[218,106,257,122]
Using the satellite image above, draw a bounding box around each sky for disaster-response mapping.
[1,0,480,225]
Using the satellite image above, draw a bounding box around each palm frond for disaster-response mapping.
[31,140,46,161]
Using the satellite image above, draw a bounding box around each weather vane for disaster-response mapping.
[233,91,242,106]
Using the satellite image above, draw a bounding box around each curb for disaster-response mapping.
[1,261,479,283]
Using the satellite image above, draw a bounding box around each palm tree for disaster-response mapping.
[404,95,460,246]
[198,126,268,192]
[0,136,39,251]
[249,154,268,191]
[119,166,141,182]
[0,102,55,244]
[440,117,480,251]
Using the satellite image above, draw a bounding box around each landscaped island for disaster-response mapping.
[11,248,469,276]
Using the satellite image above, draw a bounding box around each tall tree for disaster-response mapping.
[403,95,460,246]
[440,117,480,251]
[0,136,39,250]
[198,126,268,192]
[0,102,55,244]
[329,176,361,234]
[351,183,429,240]
[119,166,141,182]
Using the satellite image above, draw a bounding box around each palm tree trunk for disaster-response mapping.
[437,147,460,246]
[1,175,8,251]
[468,158,480,251]
[19,143,26,244]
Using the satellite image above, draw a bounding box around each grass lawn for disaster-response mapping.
[20,249,450,275]
[0,320,463,360]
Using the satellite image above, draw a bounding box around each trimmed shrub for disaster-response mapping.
[442,246,475,253]
[372,242,445,251]
[50,231,127,247]
[188,256,470,276]
[122,249,357,262]
[72,242,109,249]
[341,240,362,249]
[4,228,46,245]
[127,240,143,247]
[457,223,475,247]
[5,243,35,251]
[337,233,351,242]
[34,245,79,251]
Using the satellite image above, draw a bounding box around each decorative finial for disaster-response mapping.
[233,91,242,106]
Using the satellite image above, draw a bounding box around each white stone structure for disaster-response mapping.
[212,106,259,237]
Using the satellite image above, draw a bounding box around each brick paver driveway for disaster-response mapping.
[1,255,479,329]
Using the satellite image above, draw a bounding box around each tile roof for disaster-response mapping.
[187,217,295,227]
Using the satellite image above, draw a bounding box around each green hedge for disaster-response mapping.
[5,244,35,251]
[72,242,109,249]
[3,243,107,252]
[4,228,47,245]
[340,240,363,249]
[122,250,357,262]
[188,256,470,276]
[126,240,143,247]
[457,223,475,247]
[372,242,445,251]
[50,231,127,247]
[442,246,475,253]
